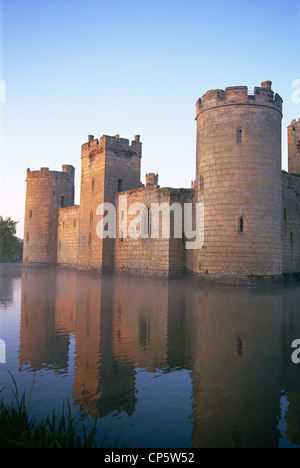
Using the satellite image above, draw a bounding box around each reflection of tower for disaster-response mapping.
[23,166,75,264]
[195,81,283,277]
[187,285,284,448]
[55,271,139,419]
[17,265,300,446]
[20,267,69,371]
[70,273,102,418]
[97,276,137,417]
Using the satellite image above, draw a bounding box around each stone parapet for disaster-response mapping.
[196,81,283,118]
[288,118,300,175]
[26,166,75,182]
[81,134,142,158]
[194,80,283,276]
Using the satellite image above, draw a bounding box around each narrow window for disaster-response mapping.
[118,179,123,192]
[90,211,93,224]
[29,209,32,219]
[26,232,29,242]
[199,175,204,191]
[91,178,95,190]
[238,217,244,233]
[283,207,287,220]
[61,196,65,208]
[74,219,76,228]
[237,128,243,144]
[236,337,244,357]
[88,233,92,245]
[290,232,293,245]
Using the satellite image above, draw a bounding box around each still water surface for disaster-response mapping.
[0,264,300,448]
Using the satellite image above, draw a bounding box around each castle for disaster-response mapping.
[23,81,300,283]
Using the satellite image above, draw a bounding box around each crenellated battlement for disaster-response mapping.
[81,133,142,159]
[146,173,159,186]
[288,118,300,175]
[289,117,300,135]
[23,80,300,280]
[288,117,300,154]
[196,81,283,118]
[26,165,75,182]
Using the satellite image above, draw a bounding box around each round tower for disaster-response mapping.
[195,81,283,279]
[23,166,75,264]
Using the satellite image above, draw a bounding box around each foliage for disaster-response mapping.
[0,372,98,448]
[0,216,23,262]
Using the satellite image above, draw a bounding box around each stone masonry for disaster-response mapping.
[23,81,300,283]
[23,165,75,264]
[194,81,283,279]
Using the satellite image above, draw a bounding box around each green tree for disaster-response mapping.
[0,216,23,262]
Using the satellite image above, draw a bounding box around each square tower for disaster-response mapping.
[288,119,300,175]
[78,134,142,272]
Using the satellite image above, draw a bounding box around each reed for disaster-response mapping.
[0,371,98,448]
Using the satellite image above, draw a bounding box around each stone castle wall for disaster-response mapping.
[78,134,142,272]
[115,186,172,277]
[23,166,75,264]
[57,205,80,266]
[282,173,300,273]
[115,186,193,277]
[23,82,300,281]
[288,119,300,175]
[194,81,283,278]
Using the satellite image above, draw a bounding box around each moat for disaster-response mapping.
[1,263,300,448]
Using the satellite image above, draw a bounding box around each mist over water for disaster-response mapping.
[0,264,300,448]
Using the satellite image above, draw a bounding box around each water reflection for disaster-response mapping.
[0,264,21,307]
[4,265,300,447]
[20,268,69,372]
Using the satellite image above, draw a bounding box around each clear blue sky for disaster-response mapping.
[0,0,299,238]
